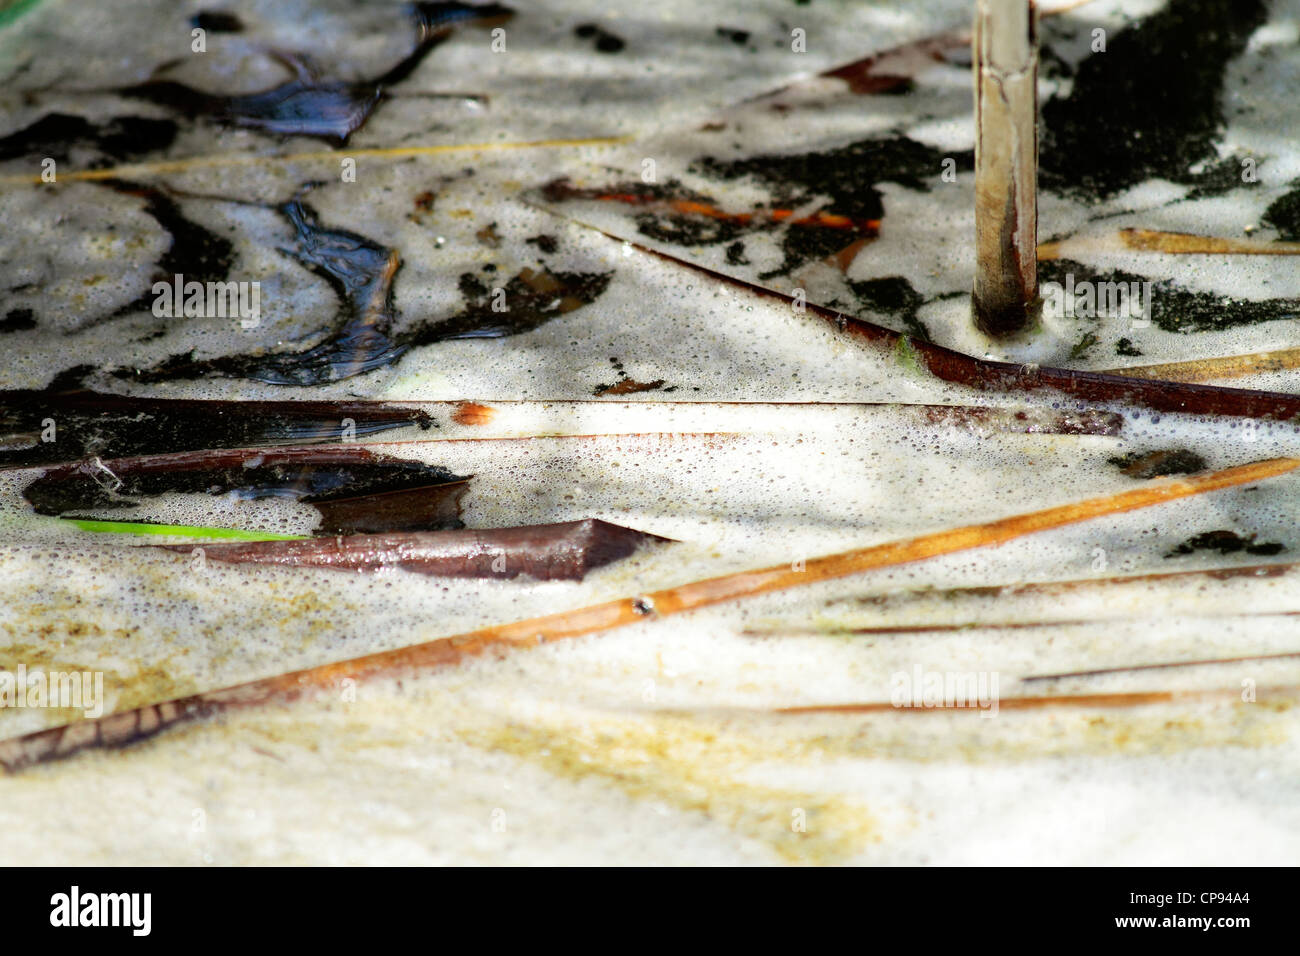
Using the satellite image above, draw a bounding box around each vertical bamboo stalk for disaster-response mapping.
[972,0,1040,337]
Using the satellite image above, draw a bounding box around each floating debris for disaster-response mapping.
[23,446,469,535]
[0,384,433,469]
[119,2,515,144]
[159,517,670,579]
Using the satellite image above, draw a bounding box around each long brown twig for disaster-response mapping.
[1,457,1295,773]
[530,215,1300,422]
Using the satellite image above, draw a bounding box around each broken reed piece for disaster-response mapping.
[972,0,1041,337]
[2,456,1297,774]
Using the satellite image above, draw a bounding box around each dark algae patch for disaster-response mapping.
[1068,331,1100,361]
[541,137,951,280]
[127,183,235,286]
[1165,530,1285,558]
[849,276,928,341]
[1040,0,1268,199]
[105,181,236,322]
[402,266,612,344]
[0,309,36,333]
[0,173,232,331]
[593,357,670,397]
[526,234,559,254]
[716,27,751,46]
[122,196,403,385]
[1264,182,1300,241]
[574,23,625,54]
[1184,155,1263,200]
[759,223,860,280]
[594,378,668,396]
[1037,259,1300,334]
[190,10,244,33]
[1108,449,1207,479]
[542,177,753,247]
[634,210,748,248]
[694,136,964,223]
[0,113,178,165]
[694,136,970,277]
[120,190,612,386]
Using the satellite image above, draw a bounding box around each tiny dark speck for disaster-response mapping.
[190,10,244,33]
[0,309,36,333]
[575,23,625,53]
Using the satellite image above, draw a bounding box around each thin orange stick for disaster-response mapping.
[1,457,1296,773]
